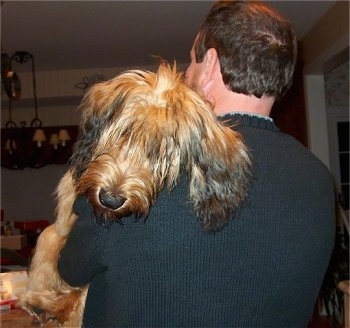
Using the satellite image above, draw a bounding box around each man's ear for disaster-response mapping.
[201,48,219,94]
[203,48,218,80]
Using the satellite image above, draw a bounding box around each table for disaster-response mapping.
[0,307,56,327]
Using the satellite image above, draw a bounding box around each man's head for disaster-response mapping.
[186,1,297,101]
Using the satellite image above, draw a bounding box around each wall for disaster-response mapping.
[324,60,349,208]
[1,66,115,222]
[301,1,349,74]
[301,0,349,168]
[1,165,69,222]
[1,65,159,127]
[324,61,349,108]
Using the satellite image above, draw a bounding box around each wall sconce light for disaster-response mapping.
[49,133,59,150]
[58,129,71,147]
[32,129,47,147]
[5,139,17,154]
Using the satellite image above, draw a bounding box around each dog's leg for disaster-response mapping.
[21,171,86,326]
[54,170,80,236]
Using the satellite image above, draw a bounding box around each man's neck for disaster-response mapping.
[206,85,275,117]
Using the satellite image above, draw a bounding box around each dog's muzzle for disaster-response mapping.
[99,189,126,210]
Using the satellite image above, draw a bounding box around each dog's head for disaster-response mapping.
[70,63,251,231]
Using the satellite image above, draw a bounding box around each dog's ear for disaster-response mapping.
[70,69,155,180]
[151,64,251,231]
[70,80,128,180]
[182,92,252,232]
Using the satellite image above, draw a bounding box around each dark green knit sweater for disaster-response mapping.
[58,114,335,328]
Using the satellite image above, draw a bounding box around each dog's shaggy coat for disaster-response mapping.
[21,63,251,327]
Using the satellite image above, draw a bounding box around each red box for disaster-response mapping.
[14,220,49,234]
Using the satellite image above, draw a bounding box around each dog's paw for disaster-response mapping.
[22,305,59,326]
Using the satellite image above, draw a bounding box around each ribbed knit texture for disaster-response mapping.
[58,113,335,328]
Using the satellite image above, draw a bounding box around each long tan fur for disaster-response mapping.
[21,63,251,327]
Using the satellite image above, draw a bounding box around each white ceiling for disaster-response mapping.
[1,1,336,72]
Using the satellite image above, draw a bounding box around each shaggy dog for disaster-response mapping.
[20,63,251,327]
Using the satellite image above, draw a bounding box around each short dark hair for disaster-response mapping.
[194,0,297,99]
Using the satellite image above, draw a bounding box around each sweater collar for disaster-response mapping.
[219,112,279,131]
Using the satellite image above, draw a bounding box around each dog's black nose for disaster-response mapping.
[99,189,126,209]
